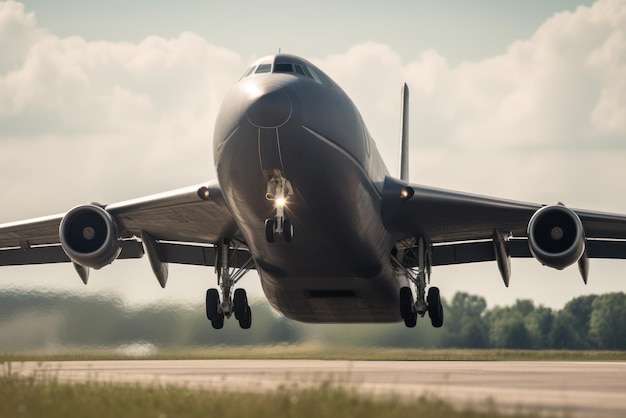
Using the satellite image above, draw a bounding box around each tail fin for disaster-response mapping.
[400,83,409,181]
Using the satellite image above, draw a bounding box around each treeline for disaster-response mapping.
[443,292,626,350]
[0,290,625,350]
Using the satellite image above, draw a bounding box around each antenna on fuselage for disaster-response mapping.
[400,83,409,181]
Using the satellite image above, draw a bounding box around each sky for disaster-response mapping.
[1,0,625,312]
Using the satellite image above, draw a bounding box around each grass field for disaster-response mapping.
[0,371,550,418]
[2,344,626,362]
[4,346,618,417]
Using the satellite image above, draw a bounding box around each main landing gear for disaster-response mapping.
[265,170,294,243]
[393,237,444,328]
[206,239,254,329]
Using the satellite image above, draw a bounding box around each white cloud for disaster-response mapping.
[0,0,43,74]
[0,5,244,217]
[315,0,626,210]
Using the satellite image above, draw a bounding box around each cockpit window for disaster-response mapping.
[300,65,314,79]
[305,66,322,84]
[242,65,256,79]
[273,63,293,73]
[255,64,272,73]
[243,59,323,84]
[275,62,323,84]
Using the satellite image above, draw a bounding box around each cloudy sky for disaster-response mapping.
[1,0,625,311]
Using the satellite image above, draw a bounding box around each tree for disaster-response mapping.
[513,299,536,317]
[549,310,585,349]
[525,306,554,349]
[589,292,626,349]
[486,300,537,349]
[489,314,532,349]
[562,294,598,348]
[443,292,489,348]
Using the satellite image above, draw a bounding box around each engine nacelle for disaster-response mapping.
[59,204,122,269]
[527,204,586,270]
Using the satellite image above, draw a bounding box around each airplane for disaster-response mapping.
[2,53,626,330]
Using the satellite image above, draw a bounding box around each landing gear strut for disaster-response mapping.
[206,239,254,329]
[265,170,294,243]
[393,237,444,328]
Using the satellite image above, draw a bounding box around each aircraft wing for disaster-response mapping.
[0,180,245,268]
[381,176,626,269]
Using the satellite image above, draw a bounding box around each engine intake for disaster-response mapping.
[59,204,122,269]
[527,204,585,270]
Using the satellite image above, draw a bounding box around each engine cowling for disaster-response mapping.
[527,204,586,270]
[59,204,122,269]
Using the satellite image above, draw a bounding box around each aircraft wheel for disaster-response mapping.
[404,312,417,328]
[211,313,225,329]
[399,287,417,328]
[233,288,248,321]
[427,287,444,328]
[283,218,294,242]
[399,286,413,319]
[206,288,220,321]
[433,308,444,328]
[265,218,276,243]
[239,307,252,329]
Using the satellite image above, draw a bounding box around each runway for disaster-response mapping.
[7,360,626,417]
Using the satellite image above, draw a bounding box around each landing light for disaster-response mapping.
[400,187,414,200]
[197,186,210,200]
[276,197,286,207]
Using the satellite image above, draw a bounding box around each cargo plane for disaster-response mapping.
[2,54,626,330]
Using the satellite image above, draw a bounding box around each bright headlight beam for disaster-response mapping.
[276,197,286,207]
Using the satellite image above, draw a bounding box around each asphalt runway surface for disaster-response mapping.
[7,360,626,417]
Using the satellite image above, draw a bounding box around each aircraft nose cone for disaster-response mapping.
[246,90,292,128]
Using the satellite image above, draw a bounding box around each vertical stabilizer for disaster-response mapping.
[400,83,409,181]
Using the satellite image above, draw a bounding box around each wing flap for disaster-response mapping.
[430,239,530,267]
[587,239,626,259]
[0,240,144,266]
[424,238,626,268]
[159,242,254,267]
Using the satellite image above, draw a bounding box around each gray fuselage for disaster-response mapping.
[213,54,402,322]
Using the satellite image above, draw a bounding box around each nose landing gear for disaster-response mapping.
[265,170,294,243]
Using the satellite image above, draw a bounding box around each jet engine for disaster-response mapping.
[527,204,586,270]
[59,204,122,269]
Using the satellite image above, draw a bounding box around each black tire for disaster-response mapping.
[206,288,220,321]
[399,286,413,319]
[265,218,276,243]
[239,307,252,329]
[427,287,444,328]
[283,218,294,242]
[427,287,440,317]
[233,288,248,321]
[404,313,417,328]
[432,307,444,328]
[211,313,224,329]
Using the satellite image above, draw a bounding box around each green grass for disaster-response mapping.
[3,346,608,418]
[0,373,548,418]
[2,344,626,362]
